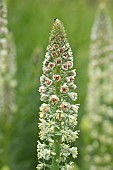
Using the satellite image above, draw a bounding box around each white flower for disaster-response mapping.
[62,63,68,70]
[43,59,47,65]
[56,58,62,65]
[45,52,51,60]
[67,162,74,170]
[66,76,74,83]
[56,110,64,121]
[40,94,48,101]
[39,112,45,118]
[70,84,77,90]
[54,43,59,49]
[45,78,52,86]
[63,43,70,50]
[0,49,7,56]
[60,83,69,93]
[0,27,8,34]
[60,102,70,111]
[39,86,46,93]
[51,51,57,57]
[53,74,61,81]
[68,114,77,125]
[67,61,73,69]
[62,53,68,59]
[40,75,46,83]
[49,62,55,69]
[0,18,8,25]
[70,69,76,76]
[0,38,7,46]
[68,57,73,62]
[70,147,78,158]
[68,92,77,101]
[9,80,17,87]
[43,148,51,160]
[49,95,59,104]
[36,163,46,170]
[43,66,49,74]
[68,49,73,56]
[40,103,50,113]
[71,104,79,113]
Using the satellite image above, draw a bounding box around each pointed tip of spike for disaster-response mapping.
[53,18,63,30]
[54,18,57,21]
[54,18,61,23]
[99,1,106,11]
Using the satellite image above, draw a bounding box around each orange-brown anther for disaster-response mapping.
[53,75,60,81]
[56,58,62,64]
[52,51,57,57]
[46,79,52,86]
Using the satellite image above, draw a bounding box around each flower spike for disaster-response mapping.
[85,4,113,170]
[37,19,79,170]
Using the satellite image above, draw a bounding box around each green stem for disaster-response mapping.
[3,114,9,165]
[51,134,61,170]
[1,84,10,168]
[51,65,61,170]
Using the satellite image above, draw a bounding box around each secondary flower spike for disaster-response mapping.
[0,0,17,115]
[0,0,17,169]
[37,19,79,170]
[85,3,113,170]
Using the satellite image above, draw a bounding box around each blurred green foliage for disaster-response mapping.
[3,0,113,169]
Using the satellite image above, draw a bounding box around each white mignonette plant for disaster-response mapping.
[37,19,79,170]
[0,0,17,115]
[0,0,17,168]
[85,3,113,170]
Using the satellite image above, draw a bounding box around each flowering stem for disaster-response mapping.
[52,134,61,169]
[2,113,9,166]
[51,64,61,170]
[0,0,17,169]
[85,3,113,169]
[37,19,79,170]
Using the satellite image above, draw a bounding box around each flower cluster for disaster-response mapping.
[85,3,113,170]
[0,0,17,115]
[37,19,79,169]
